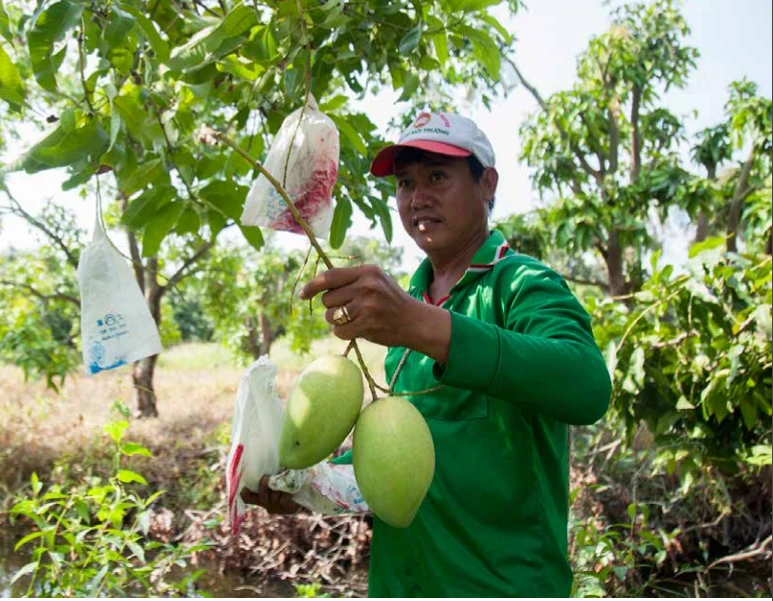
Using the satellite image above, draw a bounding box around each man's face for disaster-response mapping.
[394,152,496,256]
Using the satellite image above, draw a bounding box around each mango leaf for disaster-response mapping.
[0,1,12,43]
[118,158,167,198]
[120,3,170,61]
[330,115,367,155]
[372,196,392,243]
[142,202,184,257]
[102,5,135,48]
[329,196,352,249]
[0,42,24,107]
[398,71,420,102]
[175,206,201,235]
[122,184,175,230]
[17,119,109,173]
[688,235,725,258]
[116,469,148,485]
[459,26,500,79]
[239,225,264,250]
[28,1,84,93]
[399,24,422,54]
[445,0,503,12]
[199,180,249,221]
[166,1,257,72]
[431,32,449,66]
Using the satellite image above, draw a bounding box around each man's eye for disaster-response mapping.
[398,179,413,189]
[430,171,446,182]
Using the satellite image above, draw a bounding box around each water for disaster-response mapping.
[0,524,296,598]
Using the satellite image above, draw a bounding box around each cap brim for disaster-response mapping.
[370,140,472,177]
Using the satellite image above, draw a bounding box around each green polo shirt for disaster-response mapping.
[335,231,611,597]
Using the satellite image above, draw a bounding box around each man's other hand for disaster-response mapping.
[241,474,302,515]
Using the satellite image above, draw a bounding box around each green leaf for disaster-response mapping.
[10,562,38,586]
[688,235,725,258]
[103,5,135,48]
[675,396,695,410]
[604,341,617,376]
[14,530,47,552]
[431,32,449,66]
[121,185,175,230]
[329,196,352,249]
[372,197,393,243]
[199,180,249,221]
[120,442,152,457]
[0,41,24,107]
[17,119,109,173]
[330,115,366,155]
[398,71,420,102]
[116,469,148,485]
[118,159,166,198]
[399,24,422,54]
[460,26,501,79]
[104,420,129,444]
[0,1,12,43]
[239,225,264,250]
[28,1,84,93]
[175,206,201,235]
[166,2,257,72]
[142,202,184,257]
[739,397,757,430]
[446,0,503,13]
[120,4,170,61]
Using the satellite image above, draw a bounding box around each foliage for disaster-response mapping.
[8,402,212,597]
[0,205,83,387]
[294,581,331,598]
[0,0,521,252]
[589,242,772,482]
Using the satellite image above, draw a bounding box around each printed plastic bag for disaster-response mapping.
[77,219,162,375]
[226,355,284,534]
[240,95,339,239]
[269,462,370,516]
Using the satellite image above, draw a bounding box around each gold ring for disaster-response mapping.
[332,305,352,326]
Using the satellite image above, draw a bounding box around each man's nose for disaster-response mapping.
[410,182,432,209]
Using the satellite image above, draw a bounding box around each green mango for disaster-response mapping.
[278,355,364,469]
[353,396,435,528]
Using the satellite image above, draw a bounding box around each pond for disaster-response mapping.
[0,524,296,598]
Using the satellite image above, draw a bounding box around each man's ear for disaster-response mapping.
[481,167,499,204]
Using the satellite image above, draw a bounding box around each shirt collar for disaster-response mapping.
[409,230,511,300]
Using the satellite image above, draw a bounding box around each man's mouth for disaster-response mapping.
[412,216,442,231]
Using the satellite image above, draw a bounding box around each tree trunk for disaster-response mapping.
[606,229,628,297]
[727,148,755,253]
[259,312,274,357]
[133,354,159,418]
[245,317,261,360]
[133,257,163,418]
[695,164,717,243]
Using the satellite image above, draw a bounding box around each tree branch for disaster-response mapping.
[726,148,755,253]
[508,57,602,182]
[119,193,145,293]
[608,95,620,175]
[579,111,606,175]
[708,535,771,569]
[630,85,642,181]
[559,274,609,290]
[0,280,80,307]
[3,190,80,268]
[162,240,215,292]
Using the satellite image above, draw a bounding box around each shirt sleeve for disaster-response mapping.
[434,261,611,425]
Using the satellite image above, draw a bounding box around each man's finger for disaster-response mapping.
[299,267,365,300]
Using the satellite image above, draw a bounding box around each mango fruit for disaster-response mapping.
[278,355,364,469]
[352,396,435,528]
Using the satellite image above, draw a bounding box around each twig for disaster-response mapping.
[200,128,380,403]
[708,535,772,569]
[77,21,94,113]
[0,280,80,307]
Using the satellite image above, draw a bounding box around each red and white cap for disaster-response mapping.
[370,111,496,177]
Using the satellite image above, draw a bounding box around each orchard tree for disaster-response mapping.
[0,0,522,416]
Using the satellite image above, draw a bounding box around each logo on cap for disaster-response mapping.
[413,112,432,128]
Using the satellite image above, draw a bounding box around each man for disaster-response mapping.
[243,111,611,597]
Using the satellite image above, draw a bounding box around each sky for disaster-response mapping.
[1,0,772,273]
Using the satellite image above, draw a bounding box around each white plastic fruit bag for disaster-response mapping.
[240,94,339,239]
[226,355,284,534]
[77,218,162,375]
[226,356,369,533]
